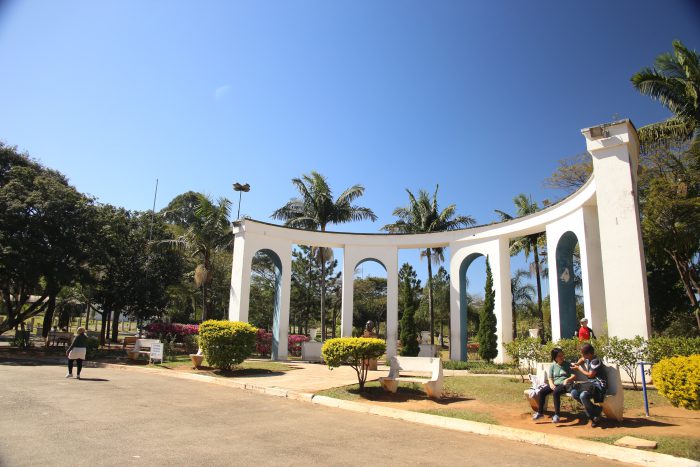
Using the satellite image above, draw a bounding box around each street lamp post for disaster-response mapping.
[233,182,250,219]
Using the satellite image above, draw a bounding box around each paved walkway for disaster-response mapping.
[0,362,622,467]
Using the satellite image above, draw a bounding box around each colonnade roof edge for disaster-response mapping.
[231,176,597,250]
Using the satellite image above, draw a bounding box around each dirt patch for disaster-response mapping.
[351,389,700,440]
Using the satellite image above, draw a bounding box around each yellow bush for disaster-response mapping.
[652,355,700,410]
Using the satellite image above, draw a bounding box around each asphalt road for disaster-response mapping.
[0,362,622,467]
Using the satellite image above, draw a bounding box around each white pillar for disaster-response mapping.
[583,120,651,339]
[449,242,462,361]
[341,247,355,337]
[492,237,513,363]
[580,205,607,335]
[229,234,253,322]
[385,248,399,359]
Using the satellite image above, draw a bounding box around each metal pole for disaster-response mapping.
[639,361,651,417]
[237,190,243,219]
[149,178,159,241]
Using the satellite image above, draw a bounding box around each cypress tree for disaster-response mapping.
[477,256,498,362]
[400,275,420,357]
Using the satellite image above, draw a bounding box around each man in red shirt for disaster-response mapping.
[577,318,596,342]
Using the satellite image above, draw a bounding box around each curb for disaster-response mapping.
[2,357,695,466]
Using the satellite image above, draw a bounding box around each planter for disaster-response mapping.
[190,353,204,369]
[420,331,432,344]
[528,328,540,338]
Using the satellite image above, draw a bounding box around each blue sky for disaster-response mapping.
[1,0,699,291]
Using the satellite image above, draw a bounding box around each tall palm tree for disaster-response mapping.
[161,193,232,321]
[631,40,700,153]
[272,171,377,340]
[511,269,535,339]
[495,194,546,342]
[383,186,475,345]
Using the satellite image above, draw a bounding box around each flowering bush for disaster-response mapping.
[288,334,310,357]
[652,355,700,410]
[144,323,199,342]
[199,320,257,370]
[322,337,386,391]
[255,329,309,356]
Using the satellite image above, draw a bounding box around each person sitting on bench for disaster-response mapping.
[532,347,576,423]
[570,343,608,427]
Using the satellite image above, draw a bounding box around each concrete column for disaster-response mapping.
[229,234,253,322]
[385,248,399,359]
[580,205,607,335]
[449,243,464,361]
[545,225,563,341]
[341,247,355,337]
[272,245,292,361]
[492,237,513,363]
[583,120,650,339]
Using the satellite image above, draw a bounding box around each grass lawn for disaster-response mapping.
[585,435,700,462]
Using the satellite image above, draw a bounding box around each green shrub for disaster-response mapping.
[598,336,648,390]
[85,337,99,358]
[322,337,386,391]
[504,337,541,380]
[198,320,257,370]
[652,355,700,410]
[648,337,700,363]
[477,257,498,362]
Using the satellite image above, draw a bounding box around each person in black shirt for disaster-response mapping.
[570,343,607,427]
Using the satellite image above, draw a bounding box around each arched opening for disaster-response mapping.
[248,248,283,360]
[458,253,486,361]
[353,258,387,338]
[555,232,580,339]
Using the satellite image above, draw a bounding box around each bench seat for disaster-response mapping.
[524,362,624,421]
[380,356,443,398]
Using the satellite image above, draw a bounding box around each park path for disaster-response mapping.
[0,362,623,467]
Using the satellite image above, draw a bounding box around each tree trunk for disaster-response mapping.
[111,310,120,343]
[512,298,518,339]
[201,284,208,322]
[426,248,435,346]
[100,311,109,346]
[42,294,57,338]
[532,241,545,344]
[440,320,444,347]
[669,252,700,330]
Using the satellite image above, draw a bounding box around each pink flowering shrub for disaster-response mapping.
[255,329,309,357]
[145,323,199,341]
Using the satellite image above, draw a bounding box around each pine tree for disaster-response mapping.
[400,275,420,357]
[477,256,498,362]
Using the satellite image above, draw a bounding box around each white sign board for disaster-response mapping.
[149,342,164,363]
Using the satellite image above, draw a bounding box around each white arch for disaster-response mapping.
[229,120,651,361]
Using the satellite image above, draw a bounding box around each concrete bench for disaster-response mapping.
[379,356,443,399]
[127,339,160,360]
[524,362,624,421]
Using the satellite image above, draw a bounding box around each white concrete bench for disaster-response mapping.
[524,362,624,421]
[379,356,443,398]
[127,339,160,360]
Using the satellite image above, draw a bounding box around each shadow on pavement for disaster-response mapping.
[77,378,109,382]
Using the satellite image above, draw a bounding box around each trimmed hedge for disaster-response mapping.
[322,337,386,391]
[652,355,700,410]
[198,320,257,370]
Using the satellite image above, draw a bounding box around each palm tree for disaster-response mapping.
[383,186,475,345]
[161,193,232,321]
[631,40,699,153]
[510,269,535,339]
[495,194,546,342]
[272,171,377,340]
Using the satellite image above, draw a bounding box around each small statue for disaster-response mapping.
[362,320,377,338]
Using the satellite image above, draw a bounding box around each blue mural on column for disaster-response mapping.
[256,249,283,360]
[459,253,484,361]
[555,232,579,339]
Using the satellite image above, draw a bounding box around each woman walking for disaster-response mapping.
[66,327,88,379]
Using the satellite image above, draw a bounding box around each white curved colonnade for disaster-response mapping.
[229,120,651,362]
